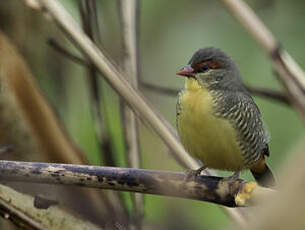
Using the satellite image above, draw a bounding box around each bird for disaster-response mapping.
[176,47,276,187]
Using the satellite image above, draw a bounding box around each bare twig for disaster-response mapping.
[140,82,179,96]
[118,0,143,227]
[0,160,274,208]
[141,81,290,105]
[48,38,89,67]
[25,0,247,225]
[0,184,102,230]
[245,85,290,105]
[221,0,305,121]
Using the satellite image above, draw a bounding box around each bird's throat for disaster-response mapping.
[185,78,202,91]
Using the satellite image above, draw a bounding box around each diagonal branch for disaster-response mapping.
[0,160,274,208]
[221,0,305,122]
[48,38,89,67]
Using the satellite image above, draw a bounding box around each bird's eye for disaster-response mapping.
[199,64,210,73]
[193,60,220,73]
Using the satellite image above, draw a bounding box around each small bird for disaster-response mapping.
[176,47,275,187]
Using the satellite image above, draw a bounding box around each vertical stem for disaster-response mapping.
[78,0,129,223]
[118,0,143,229]
[78,0,116,167]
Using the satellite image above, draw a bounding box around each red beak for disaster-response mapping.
[176,64,195,77]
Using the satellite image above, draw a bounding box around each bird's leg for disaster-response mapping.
[184,165,207,181]
[222,170,241,184]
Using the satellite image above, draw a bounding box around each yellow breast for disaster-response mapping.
[177,78,244,171]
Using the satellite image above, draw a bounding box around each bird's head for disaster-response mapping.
[177,47,243,91]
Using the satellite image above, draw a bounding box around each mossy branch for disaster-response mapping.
[0,160,274,208]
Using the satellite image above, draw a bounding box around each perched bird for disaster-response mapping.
[176,47,275,187]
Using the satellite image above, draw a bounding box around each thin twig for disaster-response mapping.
[25,0,247,225]
[48,38,89,67]
[245,85,290,105]
[141,81,290,105]
[221,0,305,121]
[0,160,274,208]
[140,82,179,96]
[118,0,143,227]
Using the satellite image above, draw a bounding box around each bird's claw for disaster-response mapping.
[184,166,207,181]
[221,170,241,186]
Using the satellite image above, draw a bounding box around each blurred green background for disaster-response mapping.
[1,0,304,229]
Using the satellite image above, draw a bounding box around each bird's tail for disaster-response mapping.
[250,159,276,188]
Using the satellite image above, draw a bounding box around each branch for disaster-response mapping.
[48,38,89,67]
[0,184,102,230]
[244,85,290,105]
[0,160,274,208]
[141,81,290,105]
[140,82,179,96]
[221,0,305,121]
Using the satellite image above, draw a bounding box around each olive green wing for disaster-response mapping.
[213,91,269,166]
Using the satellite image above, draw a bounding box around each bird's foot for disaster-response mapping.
[184,166,207,181]
[221,170,241,186]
